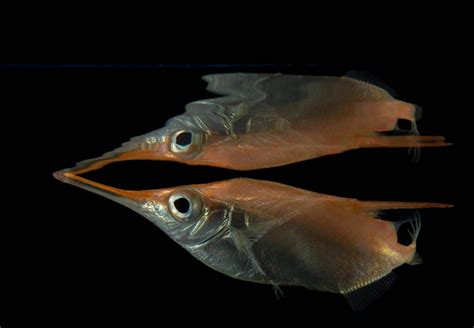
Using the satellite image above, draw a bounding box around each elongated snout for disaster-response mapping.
[53,169,145,207]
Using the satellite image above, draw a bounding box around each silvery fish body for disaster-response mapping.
[55,174,451,309]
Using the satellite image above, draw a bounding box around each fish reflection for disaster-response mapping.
[68,73,449,174]
[53,173,451,310]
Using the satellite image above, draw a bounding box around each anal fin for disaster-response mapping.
[342,272,397,311]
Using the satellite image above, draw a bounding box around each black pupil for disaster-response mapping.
[176,132,192,147]
[174,197,190,214]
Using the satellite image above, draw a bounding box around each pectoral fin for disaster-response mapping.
[229,212,287,295]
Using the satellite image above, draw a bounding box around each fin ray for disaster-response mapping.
[343,272,397,311]
[345,70,397,97]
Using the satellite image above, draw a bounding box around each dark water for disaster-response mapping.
[2,63,467,326]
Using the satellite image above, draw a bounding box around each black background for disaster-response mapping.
[1,61,468,326]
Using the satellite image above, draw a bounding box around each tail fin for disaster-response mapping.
[393,211,424,265]
[360,200,451,263]
[359,104,450,151]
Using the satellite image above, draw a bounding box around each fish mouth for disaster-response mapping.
[52,129,173,212]
[52,169,68,182]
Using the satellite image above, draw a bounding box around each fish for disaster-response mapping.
[67,73,450,174]
[53,172,452,310]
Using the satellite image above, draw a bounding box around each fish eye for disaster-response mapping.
[170,130,203,156]
[174,197,190,214]
[168,191,202,222]
[175,131,192,147]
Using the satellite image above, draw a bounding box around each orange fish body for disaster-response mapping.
[68,73,448,174]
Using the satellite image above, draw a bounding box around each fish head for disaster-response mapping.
[140,183,231,246]
[63,90,275,174]
[66,115,211,175]
[53,171,230,247]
